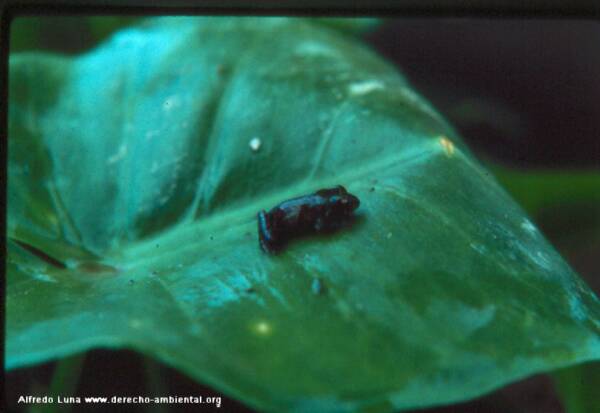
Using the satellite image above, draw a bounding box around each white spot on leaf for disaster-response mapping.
[107,144,128,164]
[521,219,537,234]
[249,137,262,152]
[470,242,487,255]
[32,272,57,283]
[253,320,272,336]
[348,80,384,96]
[438,136,455,156]
[295,41,337,58]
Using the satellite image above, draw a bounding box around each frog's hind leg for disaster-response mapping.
[258,210,277,253]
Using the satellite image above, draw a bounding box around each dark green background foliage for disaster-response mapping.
[7,17,600,413]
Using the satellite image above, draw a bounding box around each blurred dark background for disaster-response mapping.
[368,19,600,169]
[6,17,600,413]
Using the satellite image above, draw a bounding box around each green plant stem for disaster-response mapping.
[552,362,600,413]
[489,165,600,216]
[144,357,168,413]
[34,353,86,413]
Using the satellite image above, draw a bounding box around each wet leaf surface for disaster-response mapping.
[7,17,600,413]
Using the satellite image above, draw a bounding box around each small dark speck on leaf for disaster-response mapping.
[155,244,159,248]
[152,271,158,276]
[129,279,134,285]
[209,236,214,241]
[369,187,375,192]
[246,287,256,294]
[312,278,327,295]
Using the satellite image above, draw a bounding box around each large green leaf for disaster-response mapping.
[7,17,600,413]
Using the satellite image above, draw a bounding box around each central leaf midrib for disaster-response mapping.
[117,142,463,267]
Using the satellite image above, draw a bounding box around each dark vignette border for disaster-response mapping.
[1,0,599,412]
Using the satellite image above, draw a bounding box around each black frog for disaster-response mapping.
[257,185,360,254]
